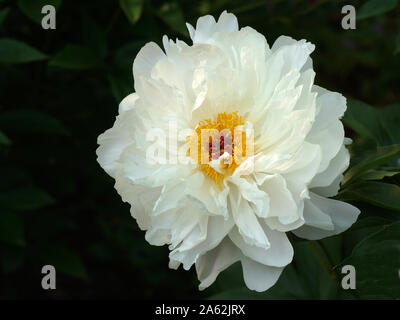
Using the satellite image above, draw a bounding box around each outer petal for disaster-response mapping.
[282,142,322,206]
[114,174,160,230]
[169,215,234,270]
[309,144,349,189]
[306,88,347,174]
[307,120,345,174]
[195,237,241,290]
[96,93,138,178]
[186,11,238,44]
[241,257,284,292]
[310,87,347,132]
[299,196,334,231]
[133,42,166,82]
[271,36,315,75]
[312,174,343,198]
[292,192,360,240]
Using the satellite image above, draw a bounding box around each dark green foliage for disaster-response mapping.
[0,0,399,299]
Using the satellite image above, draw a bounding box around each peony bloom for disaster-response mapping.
[97,11,360,292]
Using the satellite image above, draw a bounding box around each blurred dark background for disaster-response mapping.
[0,0,399,299]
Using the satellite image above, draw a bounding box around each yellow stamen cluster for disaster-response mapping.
[188,112,247,188]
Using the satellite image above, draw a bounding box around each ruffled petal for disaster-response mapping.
[96,94,138,178]
[260,174,299,230]
[169,215,234,270]
[186,11,238,44]
[228,184,270,249]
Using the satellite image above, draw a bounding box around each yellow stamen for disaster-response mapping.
[187,112,248,189]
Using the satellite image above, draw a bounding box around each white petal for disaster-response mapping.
[169,259,181,270]
[310,144,349,189]
[311,88,347,132]
[312,174,343,198]
[188,11,238,43]
[241,257,284,292]
[133,42,165,82]
[96,102,138,178]
[152,182,186,216]
[271,36,315,75]
[307,120,344,174]
[260,174,299,229]
[301,197,334,231]
[191,15,216,43]
[185,172,229,218]
[292,192,360,240]
[196,237,241,290]
[114,175,161,230]
[216,10,239,34]
[118,93,139,113]
[228,185,270,249]
[229,176,269,218]
[229,223,293,267]
[169,215,234,270]
[145,208,180,246]
[282,142,322,203]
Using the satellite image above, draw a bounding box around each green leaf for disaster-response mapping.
[359,169,400,181]
[0,186,54,212]
[342,144,400,186]
[49,44,103,70]
[0,7,10,25]
[339,221,400,299]
[344,101,400,146]
[338,181,400,211]
[292,241,339,299]
[0,130,11,145]
[342,217,392,258]
[119,0,143,24]
[0,108,69,136]
[81,15,108,60]
[39,245,87,279]
[158,2,187,35]
[0,38,47,64]
[17,0,62,24]
[0,211,25,246]
[343,99,382,144]
[357,0,398,20]
[379,104,400,145]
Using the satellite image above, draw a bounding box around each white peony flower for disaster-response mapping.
[97,11,360,292]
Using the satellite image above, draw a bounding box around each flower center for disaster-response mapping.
[188,112,248,188]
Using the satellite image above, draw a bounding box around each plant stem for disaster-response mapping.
[308,241,337,280]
